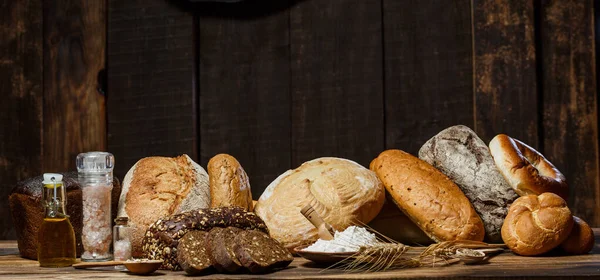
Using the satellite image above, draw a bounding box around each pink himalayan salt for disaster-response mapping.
[82,183,113,260]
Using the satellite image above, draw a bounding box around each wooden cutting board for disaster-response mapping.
[0,230,599,279]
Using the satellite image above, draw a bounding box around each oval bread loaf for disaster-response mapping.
[207,154,253,211]
[370,149,485,242]
[560,216,595,255]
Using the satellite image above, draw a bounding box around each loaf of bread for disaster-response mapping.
[118,154,210,257]
[176,231,213,275]
[419,125,518,243]
[560,216,595,255]
[233,229,294,273]
[254,157,385,250]
[9,172,121,259]
[367,195,433,245]
[501,193,573,256]
[207,154,253,211]
[370,149,485,242]
[143,207,268,270]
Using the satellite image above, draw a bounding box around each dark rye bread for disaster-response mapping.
[142,207,268,270]
[176,231,213,275]
[8,172,121,259]
[207,227,243,273]
[234,230,293,273]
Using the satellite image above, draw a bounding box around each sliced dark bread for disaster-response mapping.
[233,230,293,273]
[206,227,243,273]
[176,231,213,275]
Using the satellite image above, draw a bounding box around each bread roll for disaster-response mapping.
[501,193,573,256]
[118,154,210,257]
[560,216,595,255]
[489,134,569,200]
[254,157,385,250]
[419,125,518,243]
[370,149,485,242]
[207,154,253,211]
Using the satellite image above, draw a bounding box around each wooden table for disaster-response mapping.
[1,230,600,279]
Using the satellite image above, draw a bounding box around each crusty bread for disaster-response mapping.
[118,154,210,257]
[489,134,569,200]
[560,216,595,255]
[367,195,432,245]
[501,193,573,256]
[254,157,385,250]
[207,154,253,211]
[370,149,485,242]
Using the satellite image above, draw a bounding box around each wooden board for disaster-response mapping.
[43,0,107,172]
[538,0,599,226]
[0,0,43,239]
[472,0,539,146]
[107,0,196,180]
[1,230,599,279]
[290,0,384,168]
[383,0,474,154]
[198,2,291,197]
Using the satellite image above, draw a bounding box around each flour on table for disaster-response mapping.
[303,226,377,253]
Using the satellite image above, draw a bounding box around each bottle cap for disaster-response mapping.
[115,217,129,225]
[42,173,63,184]
[76,152,114,174]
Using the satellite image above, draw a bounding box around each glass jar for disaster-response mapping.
[77,152,114,262]
[113,217,132,262]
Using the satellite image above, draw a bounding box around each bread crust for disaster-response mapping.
[489,134,568,200]
[560,216,595,255]
[207,154,253,211]
[370,149,485,242]
[501,193,574,256]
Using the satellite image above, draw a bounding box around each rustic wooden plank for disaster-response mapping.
[0,0,43,239]
[198,2,291,197]
[290,0,384,167]
[539,0,599,225]
[472,0,538,146]
[43,0,107,172]
[383,0,474,154]
[107,0,196,180]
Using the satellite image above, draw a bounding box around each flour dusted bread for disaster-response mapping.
[370,150,485,242]
[254,157,385,250]
[207,154,253,211]
[118,154,210,257]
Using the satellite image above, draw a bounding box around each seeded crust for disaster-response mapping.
[233,230,293,273]
[176,231,213,275]
[207,227,243,273]
[142,207,268,270]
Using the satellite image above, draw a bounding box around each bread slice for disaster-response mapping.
[176,231,213,275]
[233,230,293,273]
[206,227,243,273]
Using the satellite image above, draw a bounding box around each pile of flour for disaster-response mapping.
[303,226,377,253]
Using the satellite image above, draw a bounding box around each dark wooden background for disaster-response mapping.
[1,0,598,239]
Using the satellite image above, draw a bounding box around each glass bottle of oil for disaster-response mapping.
[37,173,76,267]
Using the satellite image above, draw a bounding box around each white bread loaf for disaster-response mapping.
[118,154,210,257]
[255,158,385,250]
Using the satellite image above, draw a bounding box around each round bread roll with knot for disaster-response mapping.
[501,192,574,256]
[489,134,568,200]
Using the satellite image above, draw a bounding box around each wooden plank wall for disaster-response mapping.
[0,0,598,238]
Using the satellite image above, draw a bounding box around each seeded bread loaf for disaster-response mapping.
[206,227,243,273]
[176,231,213,275]
[143,207,268,270]
[233,229,293,273]
[208,154,253,211]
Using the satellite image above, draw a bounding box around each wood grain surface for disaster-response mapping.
[0,230,599,279]
[290,0,384,168]
[0,0,43,239]
[472,0,539,146]
[198,1,291,196]
[383,0,474,154]
[107,0,197,180]
[538,0,599,226]
[43,0,107,172]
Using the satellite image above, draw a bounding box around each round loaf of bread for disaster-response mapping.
[207,154,253,211]
[501,193,573,256]
[254,157,385,250]
[560,216,595,255]
[118,154,210,257]
[370,149,485,242]
[489,134,568,200]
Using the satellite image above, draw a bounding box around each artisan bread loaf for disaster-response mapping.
[560,216,595,255]
[9,172,121,259]
[176,230,213,275]
[501,193,573,256]
[370,149,485,242]
[118,154,210,257]
[143,207,268,270]
[367,195,433,245]
[207,154,253,211]
[233,229,293,273]
[254,157,385,250]
[206,227,243,273]
[418,125,518,242]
